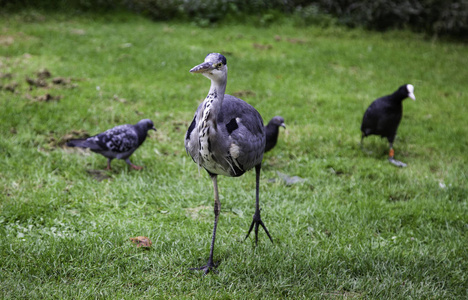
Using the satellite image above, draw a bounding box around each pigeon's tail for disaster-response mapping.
[67,138,92,149]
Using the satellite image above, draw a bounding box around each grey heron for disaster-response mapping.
[185,53,273,274]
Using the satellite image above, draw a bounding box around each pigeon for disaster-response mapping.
[67,119,156,170]
[264,116,286,153]
[360,84,415,167]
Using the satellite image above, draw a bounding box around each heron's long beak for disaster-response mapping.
[151,127,157,131]
[409,92,416,101]
[280,123,286,129]
[190,62,214,73]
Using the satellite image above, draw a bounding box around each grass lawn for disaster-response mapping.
[0,11,467,299]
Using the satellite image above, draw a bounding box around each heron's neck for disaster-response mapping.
[199,78,226,130]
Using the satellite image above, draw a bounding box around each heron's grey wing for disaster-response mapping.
[185,102,203,164]
[220,95,265,171]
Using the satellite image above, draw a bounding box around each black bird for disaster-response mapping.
[185,53,273,274]
[360,84,415,167]
[67,119,156,170]
[264,116,286,153]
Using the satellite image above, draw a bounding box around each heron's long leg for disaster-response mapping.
[192,174,220,274]
[245,164,273,245]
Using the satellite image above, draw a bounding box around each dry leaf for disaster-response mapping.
[130,236,152,248]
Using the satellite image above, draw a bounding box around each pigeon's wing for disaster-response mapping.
[89,124,139,154]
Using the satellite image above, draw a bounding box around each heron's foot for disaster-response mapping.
[389,157,407,168]
[190,260,217,275]
[245,211,273,245]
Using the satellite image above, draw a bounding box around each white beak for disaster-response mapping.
[407,84,416,101]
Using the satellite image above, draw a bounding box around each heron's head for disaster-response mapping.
[190,53,227,83]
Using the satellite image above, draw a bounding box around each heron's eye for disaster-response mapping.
[216,62,223,68]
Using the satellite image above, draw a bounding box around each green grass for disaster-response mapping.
[1,11,467,299]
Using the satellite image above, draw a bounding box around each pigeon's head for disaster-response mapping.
[138,119,157,132]
[399,84,416,101]
[190,53,227,83]
[268,116,286,129]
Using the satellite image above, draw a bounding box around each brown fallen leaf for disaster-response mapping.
[130,236,152,248]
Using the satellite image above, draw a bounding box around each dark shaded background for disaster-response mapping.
[2,0,468,38]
